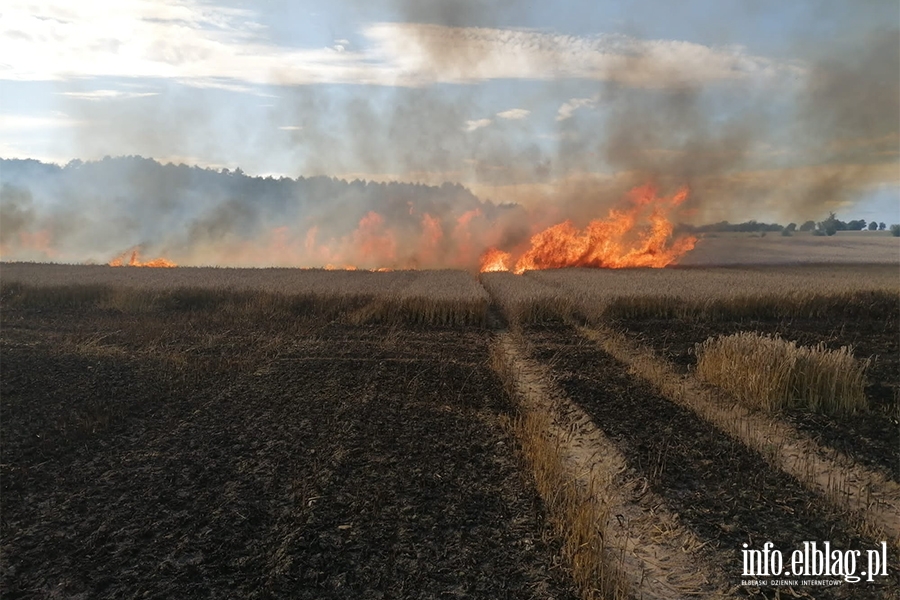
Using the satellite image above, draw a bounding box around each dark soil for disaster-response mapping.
[1,306,577,600]
[613,316,899,481]
[526,324,900,600]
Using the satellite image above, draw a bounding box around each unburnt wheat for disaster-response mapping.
[695,332,869,415]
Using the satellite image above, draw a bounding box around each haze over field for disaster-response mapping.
[1,1,897,269]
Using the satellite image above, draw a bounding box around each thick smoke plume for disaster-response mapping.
[0,157,522,268]
[1,2,896,268]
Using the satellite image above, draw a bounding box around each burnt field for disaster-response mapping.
[1,299,576,599]
[525,323,899,599]
[613,312,899,479]
[2,262,899,600]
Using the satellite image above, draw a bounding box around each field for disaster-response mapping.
[677,231,900,266]
[2,257,899,599]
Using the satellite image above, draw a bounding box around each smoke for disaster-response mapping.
[0,157,527,268]
[792,27,900,214]
[4,2,897,268]
[541,23,898,226]
[0,185,37,250]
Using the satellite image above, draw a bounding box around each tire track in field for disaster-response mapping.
[493,331,734,600]
[578,324,900,550]
[526,324,900,600]
[282,326,579,600]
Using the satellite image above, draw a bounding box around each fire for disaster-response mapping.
[481,184,696,274]
[95,184,692,272]
[418,213,444,265]
[354,211,397,263]
[109,249,176,267]
[480,247,511,272]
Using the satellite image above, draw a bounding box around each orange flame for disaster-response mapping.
[479,247,511,272]
[0,229,58,260]
[481,184,696,274]
[109,249,176,267]
[353,211,397,263]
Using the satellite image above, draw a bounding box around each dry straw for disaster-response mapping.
[695,332,869,415]
[508,411,620,600]
[490,340,628,600]
[1,267,490,327]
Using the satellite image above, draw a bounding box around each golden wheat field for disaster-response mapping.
[2,259,899,600]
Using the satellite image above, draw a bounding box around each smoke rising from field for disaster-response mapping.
[2,2,897,268]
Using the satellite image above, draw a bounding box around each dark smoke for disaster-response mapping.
[7,3,896,267]
[792,27,900,214]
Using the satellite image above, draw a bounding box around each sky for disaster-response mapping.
[1,0,898,225]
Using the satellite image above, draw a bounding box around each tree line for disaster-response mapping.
[680,214,898,237]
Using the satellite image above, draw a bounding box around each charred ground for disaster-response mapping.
[524,322,899,599]
[1,300,576,599]
[2,264,899,600]
[613,313,899,480]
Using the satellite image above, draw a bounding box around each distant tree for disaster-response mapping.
[879,222,886,231]
[891,225,900,237]
[785,222,797,232]
[868,221,878,231]
[846,219,866,231]
[799,220,816,232]
[817,212,838,236]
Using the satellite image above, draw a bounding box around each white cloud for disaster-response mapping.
[556,95,600,121]
[0,139,72,164]
[0,2,797,89]
[496,108,530,120]
[279,125,302,131]
[60,89,159,100]
[464,118,492,132]
[0,114,85,132]
[175,78,278,96]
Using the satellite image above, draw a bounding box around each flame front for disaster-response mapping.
[480,184,697,274]
[479,247,511,272]
[15,183,694,272]
[109,249,176,267]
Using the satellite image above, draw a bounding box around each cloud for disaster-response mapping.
[464,118,492,132]
[60,90,159,100]
[363,23,798,87]
[556,95,599,121]
[0,114,85,132]
[279,125,302,131]
[175,78,279,96]
[0,2,796,89]
[496,108,530,120]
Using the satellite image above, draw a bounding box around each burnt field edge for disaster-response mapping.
[522,322,900,599]
[606,315,899,480]
[1,307,580,598]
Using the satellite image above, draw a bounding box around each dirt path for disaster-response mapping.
[610,316,899,479]
[525,323,899,600]
[579,324,900,550]
[493,331,734,600]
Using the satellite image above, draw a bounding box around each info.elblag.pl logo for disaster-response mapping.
[741,541,890,585]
